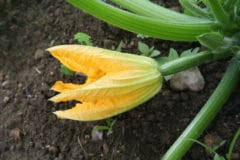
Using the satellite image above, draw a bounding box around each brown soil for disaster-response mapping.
[0,0,239,160]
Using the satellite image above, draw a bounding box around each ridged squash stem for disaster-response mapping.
[179,0,210,18]
[224,0,236,10]
[67,0,216,41]
[158,51,230,76]
[162,58,240,160]
[110,0,207,22]
[208,0,230,26]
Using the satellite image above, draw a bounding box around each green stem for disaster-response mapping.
[208,0,229,25]
[110,0,206,23]
[227,127,240,160]
[158,51,229,76]
[67,0,217,41]
[179,0,210,18]
[224,0,236,10]
[161,58,240,160]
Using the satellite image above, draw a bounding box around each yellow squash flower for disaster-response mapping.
[47,45,162,121]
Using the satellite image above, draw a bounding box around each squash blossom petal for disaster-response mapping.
[47,45,162,121]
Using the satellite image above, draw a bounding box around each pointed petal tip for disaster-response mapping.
[53,111,66,119]
[48,96,56,102]
[46,45,67,53]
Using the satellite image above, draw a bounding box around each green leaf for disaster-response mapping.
[169,48,179,60]
[181,47,200,57]
[60,64,74,76]
[138,42,150,55]
[150,50,161,58]
[197,32,224,50]
[214,154,225,160]
[67,0,216,41]
[149,46,154,53]
[74,32,93,46]
[164,75,174,81]
[93,126,109,131]
[93,119,117,136]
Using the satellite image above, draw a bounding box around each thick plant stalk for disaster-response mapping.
[224,0,236,10]
[110,0,207,22]
[162,58,240,160]
[208,0,229,25]
[158,51,230,76]
[179,0,209,18]
[67,0,217,41]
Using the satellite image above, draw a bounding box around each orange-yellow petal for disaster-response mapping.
[53,82,161,121]
[51,81,84,92]
[47,45,158,78]
[49,69,161,103]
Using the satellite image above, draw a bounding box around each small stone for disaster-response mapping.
[9,128,21,140]
[40,82,49,91]
[3,96,10,103]
[103,39,116,49]
[128,39,135,47]
[34,49,44,59]
[18,83,23,88]
[170,67,205,92]
[2,80,10,87]
[91,130,103,141]
[103,143,109,154]
[47,145,58,154]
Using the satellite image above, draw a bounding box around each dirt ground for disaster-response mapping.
[0,0,239,160]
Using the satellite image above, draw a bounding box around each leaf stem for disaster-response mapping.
[224,0,236,10]
[179,0,210,18]
[158,51,229,76]
[227,127,240,160]
[161,58,240,160]
[208,0,229,26]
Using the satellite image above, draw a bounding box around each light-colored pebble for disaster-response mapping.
[170,67,205,92]
[3,96,10,103]
[34,49,44,59]
[91,130,103,141]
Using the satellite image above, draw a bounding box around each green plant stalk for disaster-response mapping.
[110,0,208,23]
[179,0,209,18]
[158,51,229,76]
[67,0,217,41]
[224,0,235,10]
[161,58,240,160]
[208,0,229,25]
[227,127,240,160]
